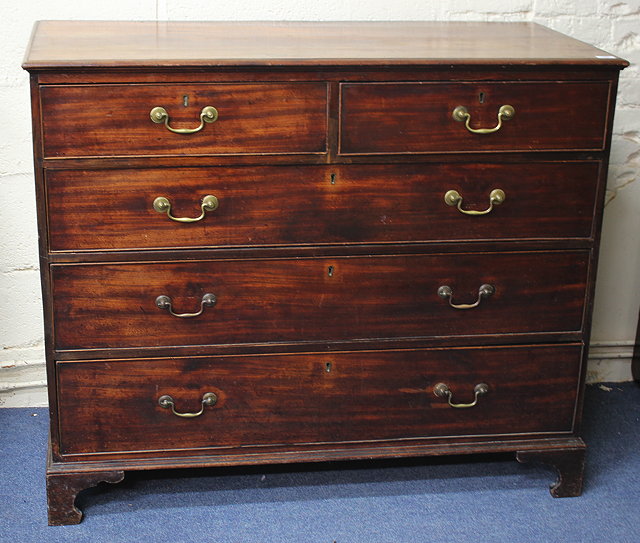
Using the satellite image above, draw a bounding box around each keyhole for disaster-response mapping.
[479,92,485,104]
[328,266,334,277]
[330,173,336,185]
[183,95,189,107]
[325,362,332,373]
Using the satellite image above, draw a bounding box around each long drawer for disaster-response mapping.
[40,83,328,158]
[340,81,610,154]
[56,344,582,456]
[46,162,600,251]
[51,251,588,351]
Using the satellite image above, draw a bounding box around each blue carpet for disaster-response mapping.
[1,383,639,542]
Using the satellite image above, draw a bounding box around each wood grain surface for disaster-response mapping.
[23,21,628,69]
[56,344,582,455]
[46,161,600,252]
[340,81,610,154]
[41,83,328,158]
[51,251,589,351]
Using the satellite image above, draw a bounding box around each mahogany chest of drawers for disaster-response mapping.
[23,21,627,524]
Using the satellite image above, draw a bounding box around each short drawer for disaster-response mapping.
[40,83,328,158]
[340,81,610,154]
[56,344,582,456]
[46,161,600,252]
[51,251,588,351]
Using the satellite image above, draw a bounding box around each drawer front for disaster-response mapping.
[51,252,588,351]
[46,161,599,252]
[56,344,582,455]
[340,82,610,154]
[40,83,328,158]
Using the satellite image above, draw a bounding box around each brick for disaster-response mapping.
[613,107,640,136]
[570,16,613,48]
[618,76,640,109]
[0,270,44,348]
[609,133,640,166]
[443,0,532,14]
[165,0,444,21]
[601,0,640,16]
[532,16,575,37]
[535,0,598,16]
[0,86,34,176]
[592,178,640,341]
[0,173,39,275]
[613,19,640,49]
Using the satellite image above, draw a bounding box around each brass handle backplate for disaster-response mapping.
[155,293,217,318]
[158,392,218,418]
[438,284,495,310]
[452,104,515,134]
[153,195,219,223]
[444,189,505,216]
[150,105,218,134]
[434,383,489,408]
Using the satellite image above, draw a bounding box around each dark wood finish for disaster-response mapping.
[41,83,328,158]
[23,21,626,523]
[340,82,610,154]
[52,436,585,466]
[51,332,585,364]
[34,68,624,86]
[516,446,586,497]
[32,69,619,90]
[46,161,599,252]
[56,345,581,456]
[45,239,596,264]
[28,73,66,462]
[38,151,604,173]
[51,252,588,351]
[46,467,124,525]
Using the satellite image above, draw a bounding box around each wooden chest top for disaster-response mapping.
[23,20,628,70]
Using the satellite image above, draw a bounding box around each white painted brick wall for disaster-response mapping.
[1,1,638,406]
